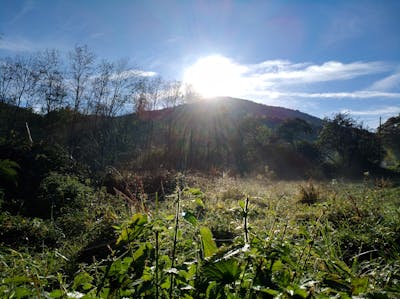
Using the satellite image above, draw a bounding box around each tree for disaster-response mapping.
[0,57,14,104]
[379,114,400,168]
[0,55,37,108]
[68,44,95,113]
[277,117,312,146]
[379,114,400,151]
[90,59,138,117]
[105,59,131,117]
[35,49,67,113]
[161,80,183,108]
[90,59,113,116]
[318,113,383,172]
[132,75,163,113]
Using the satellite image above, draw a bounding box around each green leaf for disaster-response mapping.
[200,227,217,258]
[49,289,64,298]
[206,281,218,298]
[188,188,203,196]
[351,277,368,295]
[239,200,245,210]
[14,286,33,298]
[203,259,241,285]
[3,276,31,284]
[165,214,175,221]
[73,272,93,290]
[116,213,148,244]
[195,198,205,208]
[183,210,198,226]
[253,287,279,297]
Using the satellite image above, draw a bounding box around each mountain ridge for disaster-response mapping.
[133,96,323,131]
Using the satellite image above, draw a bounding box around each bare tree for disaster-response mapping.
[90,59,112,116]
[91,59,139,117]
[182,83,201,103]
[161,80,183,108]
[9,55,38,109]
[68,44,95,113]
[132,75,163,113]
[0,55,37,108]
[106,59,132,117]
[35,49,67,113]
[0,57,13,104]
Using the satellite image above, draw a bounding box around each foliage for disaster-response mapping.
[277,117,313,145]
[0,159,19,186]
[1,175,399,298]
[318,113,384,176]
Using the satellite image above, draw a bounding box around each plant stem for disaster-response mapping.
[155,192,159,299]
[244,197,249,243]
[169,188,180,298]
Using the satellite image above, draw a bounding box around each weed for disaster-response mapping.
[298,180,320,204]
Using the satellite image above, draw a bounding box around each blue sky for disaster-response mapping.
[1,0,400,128]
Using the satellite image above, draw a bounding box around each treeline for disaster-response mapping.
[0,45,186,117]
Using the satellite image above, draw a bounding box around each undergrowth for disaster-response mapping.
[1,176,400,298]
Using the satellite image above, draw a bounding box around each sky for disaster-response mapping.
[1,0,400,128]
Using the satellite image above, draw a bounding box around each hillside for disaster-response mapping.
[1,97,395,179]
[136,97,322,128]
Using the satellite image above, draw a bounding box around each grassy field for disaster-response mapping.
[1,175,399,298]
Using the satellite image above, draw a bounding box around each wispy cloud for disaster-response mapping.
[246,60,388,85]
[249,90,400,99]
[369,72,400,91]
[0,36,68,53]
[342,106,400,116]
[0,37,38,52]
[108,69,157,81]
[7,0,36,25]
[184,55,400,103]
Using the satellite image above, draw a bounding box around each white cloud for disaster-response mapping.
[247,90,400,100]
[0,36,69,53]
[0,37,37,52]
[247,61,388,85]
[342,106,400,116]
[108,69,157,81]
[369,72,400,91]
[183,55,395,100]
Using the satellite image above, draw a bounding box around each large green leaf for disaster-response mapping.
[200,226,217,258]
[203,259,241,285]
[183,210,198,226]
[117,213,148,245]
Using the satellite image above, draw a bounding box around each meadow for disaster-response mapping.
[1,174,399,298]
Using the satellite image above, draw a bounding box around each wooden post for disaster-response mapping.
[25,122,33,145]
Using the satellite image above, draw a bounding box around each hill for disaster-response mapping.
[137,97,322,128]
[1,98,325,178]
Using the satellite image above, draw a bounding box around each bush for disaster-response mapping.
[0,213,59,250]
[298,181,320,204]
[37,172,93,219]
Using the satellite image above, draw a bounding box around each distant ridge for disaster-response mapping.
[140,96,322,128]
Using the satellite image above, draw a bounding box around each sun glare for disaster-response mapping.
[183,55,247,98]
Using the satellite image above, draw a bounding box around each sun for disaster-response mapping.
[182,55,246,98]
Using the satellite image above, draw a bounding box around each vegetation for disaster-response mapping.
[1,171,400,298]
[1,45,400,298]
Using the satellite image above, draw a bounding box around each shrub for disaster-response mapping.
[0,213,59,250]
[298,180,320,204]
[37,172,93,219]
